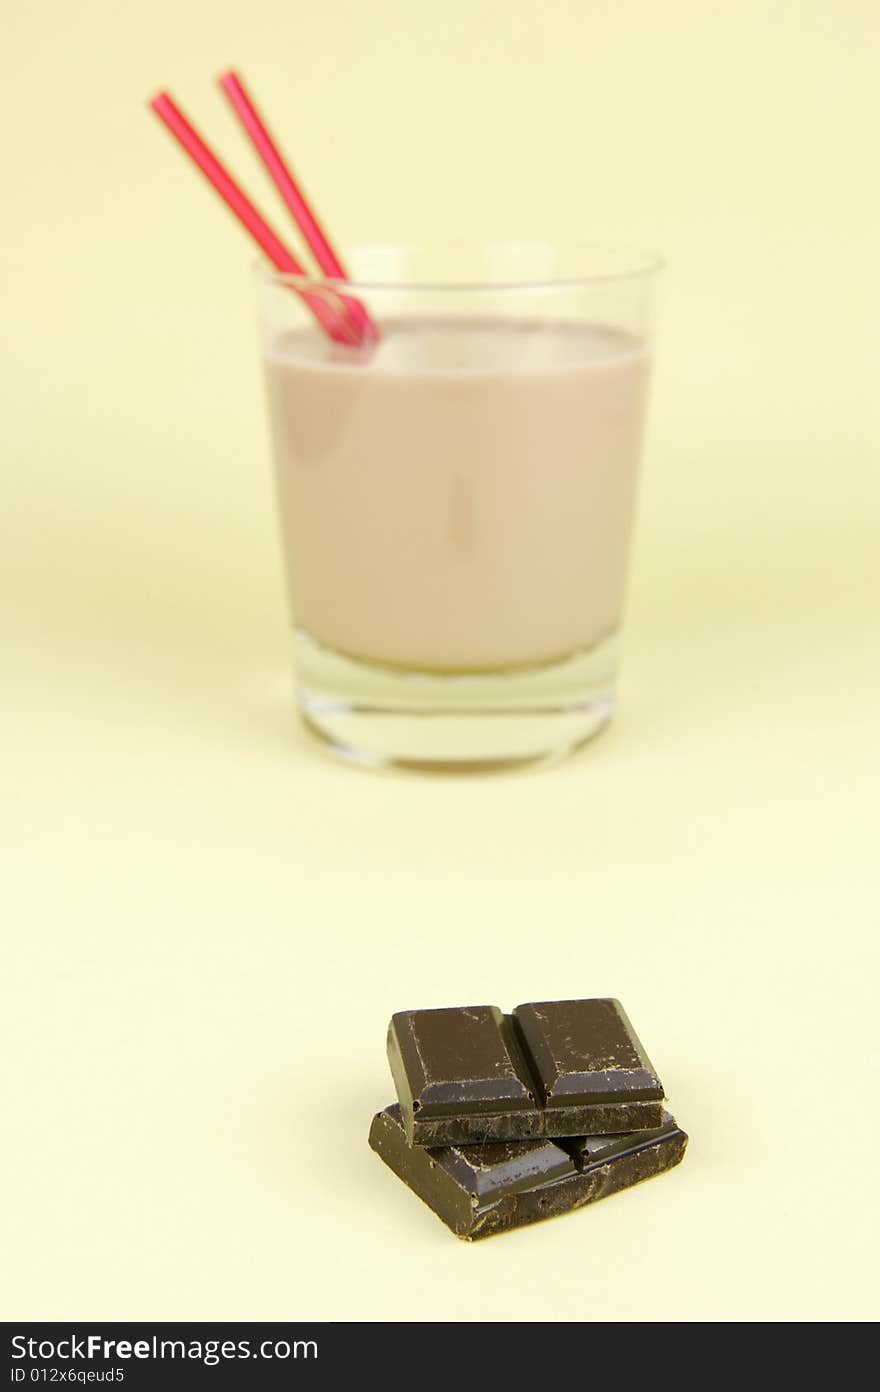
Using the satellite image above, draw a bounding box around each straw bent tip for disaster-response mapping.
[148,83,375,347]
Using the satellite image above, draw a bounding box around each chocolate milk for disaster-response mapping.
[264,317,650,672]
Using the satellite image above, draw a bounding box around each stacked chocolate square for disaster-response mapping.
[369,998,687,1240]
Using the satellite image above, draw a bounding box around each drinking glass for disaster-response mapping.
[258,242,661,770]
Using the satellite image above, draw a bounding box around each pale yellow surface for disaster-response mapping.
[2,1,879,1323]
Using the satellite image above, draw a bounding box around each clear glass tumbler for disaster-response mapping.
[258,242,661,771]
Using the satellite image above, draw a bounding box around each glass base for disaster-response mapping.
[294,630,619,772]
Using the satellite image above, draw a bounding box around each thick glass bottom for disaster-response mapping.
[294,630,619,772]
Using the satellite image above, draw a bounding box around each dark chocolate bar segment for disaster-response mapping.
[369,1105,687,1241]
[442,1134,577,1205]
[512,998,665,1133]
[388,999,665,1145]
[387,1006,542,1146]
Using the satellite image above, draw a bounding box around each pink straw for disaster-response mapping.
[218,70,378,345]
[149,92,361,345]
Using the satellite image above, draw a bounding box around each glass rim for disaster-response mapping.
[255,240,664,294]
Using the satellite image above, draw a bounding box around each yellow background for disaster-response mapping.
[2,0,878,1322]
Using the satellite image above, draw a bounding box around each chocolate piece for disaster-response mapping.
[387,999,665,1145]
[369,1105,687,1241]
[387,1005,541,1145]
[514,999,659,1100]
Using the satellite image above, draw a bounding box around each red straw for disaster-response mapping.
[149,91,360,345]
[218,70,378,345]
